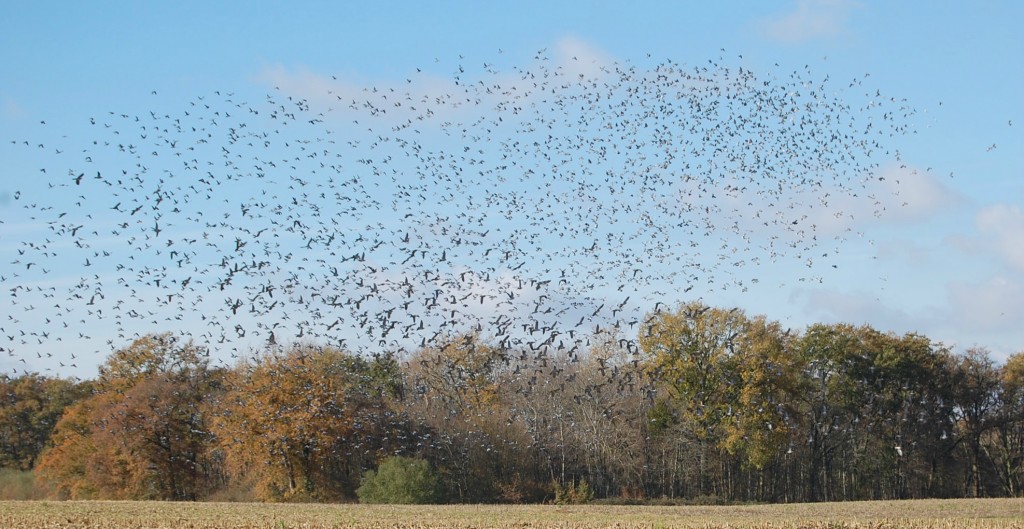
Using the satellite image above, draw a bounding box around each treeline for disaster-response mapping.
[2,302,1023,503]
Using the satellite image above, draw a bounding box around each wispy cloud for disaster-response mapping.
[974,203,1024,273]
[792,278,1023,360]
[946,275,1024,335]
[935,274,1024,359]
[760,0,860,43]
[877,165,966,223]
[801,163,964,237]
[253,62,465,127]
[791,286,920,333]
[253,36,619,126]
[552,35,616,79]
[2,96,26,120]
[875,238,935,268]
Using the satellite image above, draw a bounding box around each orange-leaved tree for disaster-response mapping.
[35,333,218,500]
[208,344,408,501]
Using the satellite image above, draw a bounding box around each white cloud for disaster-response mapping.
[552,35,616,80]
[974,203,1024,273]
[798,163,962,238]
[760,0,859,43]
[939,275,1024,360]
[946,275,1024,334]
[790,279,1024,361]
[255,64,343,102]
[790,287,921,333]
[876,164,965,222]
[875,238,934,268]
[253,62,467,126]
[252,36,619,127]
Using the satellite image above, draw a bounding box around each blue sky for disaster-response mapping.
[1,0,1022,378]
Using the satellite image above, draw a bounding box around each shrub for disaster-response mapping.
[552,479,594,505]
[356,456,442,504]
[496,476,550,504]
[0,469,50,500]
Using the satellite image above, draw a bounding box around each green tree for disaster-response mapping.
[856,328,956,499]
[791,323,869,502]
[553,478,594,504]
[951,347,1002,497]
[356,456,442,504]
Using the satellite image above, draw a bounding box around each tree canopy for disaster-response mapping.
[5,311,1023,503]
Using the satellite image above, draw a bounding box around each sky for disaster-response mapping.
[1,0,1022,379]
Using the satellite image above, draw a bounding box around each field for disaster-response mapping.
[0,498,1022,529]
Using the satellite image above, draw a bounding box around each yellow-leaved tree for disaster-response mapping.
[639,302,798,498]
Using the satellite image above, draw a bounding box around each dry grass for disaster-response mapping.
[0,498,1021,529]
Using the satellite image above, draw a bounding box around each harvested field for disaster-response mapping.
[0,498,1021,528]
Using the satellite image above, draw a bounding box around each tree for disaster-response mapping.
[35,334,218,500]
[356,456,442,504]
[992,352,1024,496]
[639,302,745,440]
[96,333,209,392]
[951,348,1002,497]
[0,373,88,471]
[209,344,409,501]
[504,332,653,500]
[791,323,869,502]
[405,332,506,412]
[719,315,798,478]
[33,397,103,498]
[856,328,956,499]
[639,302,796,499]
[401,333,527,502]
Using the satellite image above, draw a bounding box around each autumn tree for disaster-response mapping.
[33,396,103,498]
[991,352,1024,496]
[209,344,410,501]
[405,332,506,412]
[640,303,743,438]
[0,373,88,471]
[718,314,800,500]
[16,312,1024,504]
[401,333,531,502]
[35,334,218,500]
[639,302,798,499]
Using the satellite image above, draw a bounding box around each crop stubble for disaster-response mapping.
[0,498,1021,529]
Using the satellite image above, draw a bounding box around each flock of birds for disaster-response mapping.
[2,50,917,376]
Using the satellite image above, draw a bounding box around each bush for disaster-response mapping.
[552,479,594,505]
[356,456,442,504]
[0,469,50,500]
[496,476,550,504]
[203,481,258,502]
